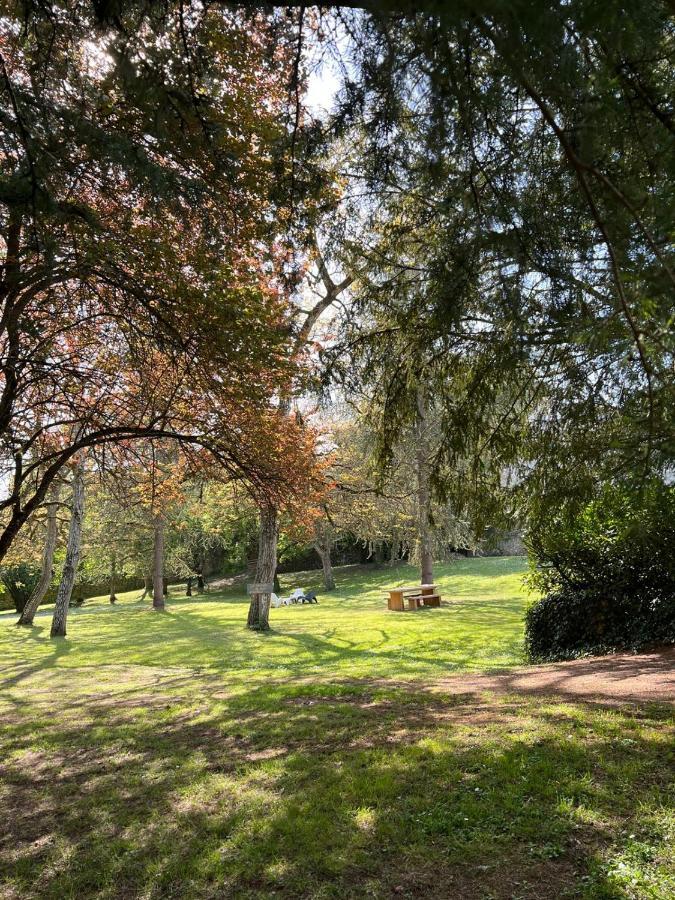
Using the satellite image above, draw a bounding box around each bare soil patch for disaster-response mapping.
[430,647,675,705]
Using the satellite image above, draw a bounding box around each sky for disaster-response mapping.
[305,56,341,118]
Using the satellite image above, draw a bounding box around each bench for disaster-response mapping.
[387,584,441,611]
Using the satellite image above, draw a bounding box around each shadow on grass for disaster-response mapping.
[0,631,73,695]
[1,676,672,900]
[38,601,525,683]
[1,602,527,687]
[0,557,532,692]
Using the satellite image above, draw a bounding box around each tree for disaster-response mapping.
[414,389,434,585]
[246,502,280,630]
[244,412,326,629]
[0,563,41,615]
[16,482,62,625]
[247,246,351,628]
[91,443,188,613]
[312,517,336,591]
[307,414,475,586]
[15,6,672,502]
[166,481,252,581]
[16,0,672,582]
[236,1,674,513]
[80,466,155,601]
[151,515,166,612]
[50,456,86,637]
[0,2,319,563]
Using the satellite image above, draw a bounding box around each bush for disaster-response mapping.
[525,483,675,660]
[0,563,42,613]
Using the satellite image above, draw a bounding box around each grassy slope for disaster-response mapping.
[0,558,672,900]
[0,558,528,681]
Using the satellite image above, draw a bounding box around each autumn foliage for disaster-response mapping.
[0,3,321,561]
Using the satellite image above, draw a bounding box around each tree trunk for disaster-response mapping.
[50,461,85,638]
[247,503,278,631]
[140,572,152,601]
[17,484,60,626]
[415,389,434,586]
[109,551,117,604]
[152,517,165,611]
[389,536,399,567]
[314,543,335,590]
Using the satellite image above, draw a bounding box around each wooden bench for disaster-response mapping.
[387,584,441,611]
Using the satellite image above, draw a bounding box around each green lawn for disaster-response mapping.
[0,558,673,899]
[0,557,529,681]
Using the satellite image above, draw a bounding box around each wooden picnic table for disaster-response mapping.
[386,584,441,611]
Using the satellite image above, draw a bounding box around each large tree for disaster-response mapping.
[14,0,674,538]
[0,2,319,561]
[246,247,351,629]
[312,1,674,511]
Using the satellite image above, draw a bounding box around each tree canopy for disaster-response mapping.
[2,0,673,628]
[0,1,323,561]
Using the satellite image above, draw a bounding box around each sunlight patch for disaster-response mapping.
[354,806,376,832]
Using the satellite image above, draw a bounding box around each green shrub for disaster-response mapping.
[525,482,675,660]
[0,564,42,614]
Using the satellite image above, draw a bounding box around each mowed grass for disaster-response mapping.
[0,558,673,900]
[0,557,529,681]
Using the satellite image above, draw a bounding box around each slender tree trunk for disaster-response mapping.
[247,503,278,631]
[314,543,335,590]
[415,389,434,586]
[17,484,60,626]
[389,535,399,567]
[152,517,165,611]
[109,551,117,604]
[50,461,85,638]
[373,544,385,566]
[140,572,152,601]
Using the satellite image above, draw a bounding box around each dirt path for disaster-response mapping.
[431,647,675,705]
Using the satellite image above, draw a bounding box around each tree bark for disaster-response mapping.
[140,571,152,601]
[50,462,85,638]
[109,551,117,604]
[389,536,399,567]
[17,484,60,626]
[314,543,335,590]
[152,517,165,610]
[247,503,278,631]
[372,543,385,566]
[415,389,434,586]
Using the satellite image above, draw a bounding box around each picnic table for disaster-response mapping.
[386,584,441,611]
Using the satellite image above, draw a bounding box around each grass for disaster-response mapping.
[0,557,528,681]
[0,557,672,899]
